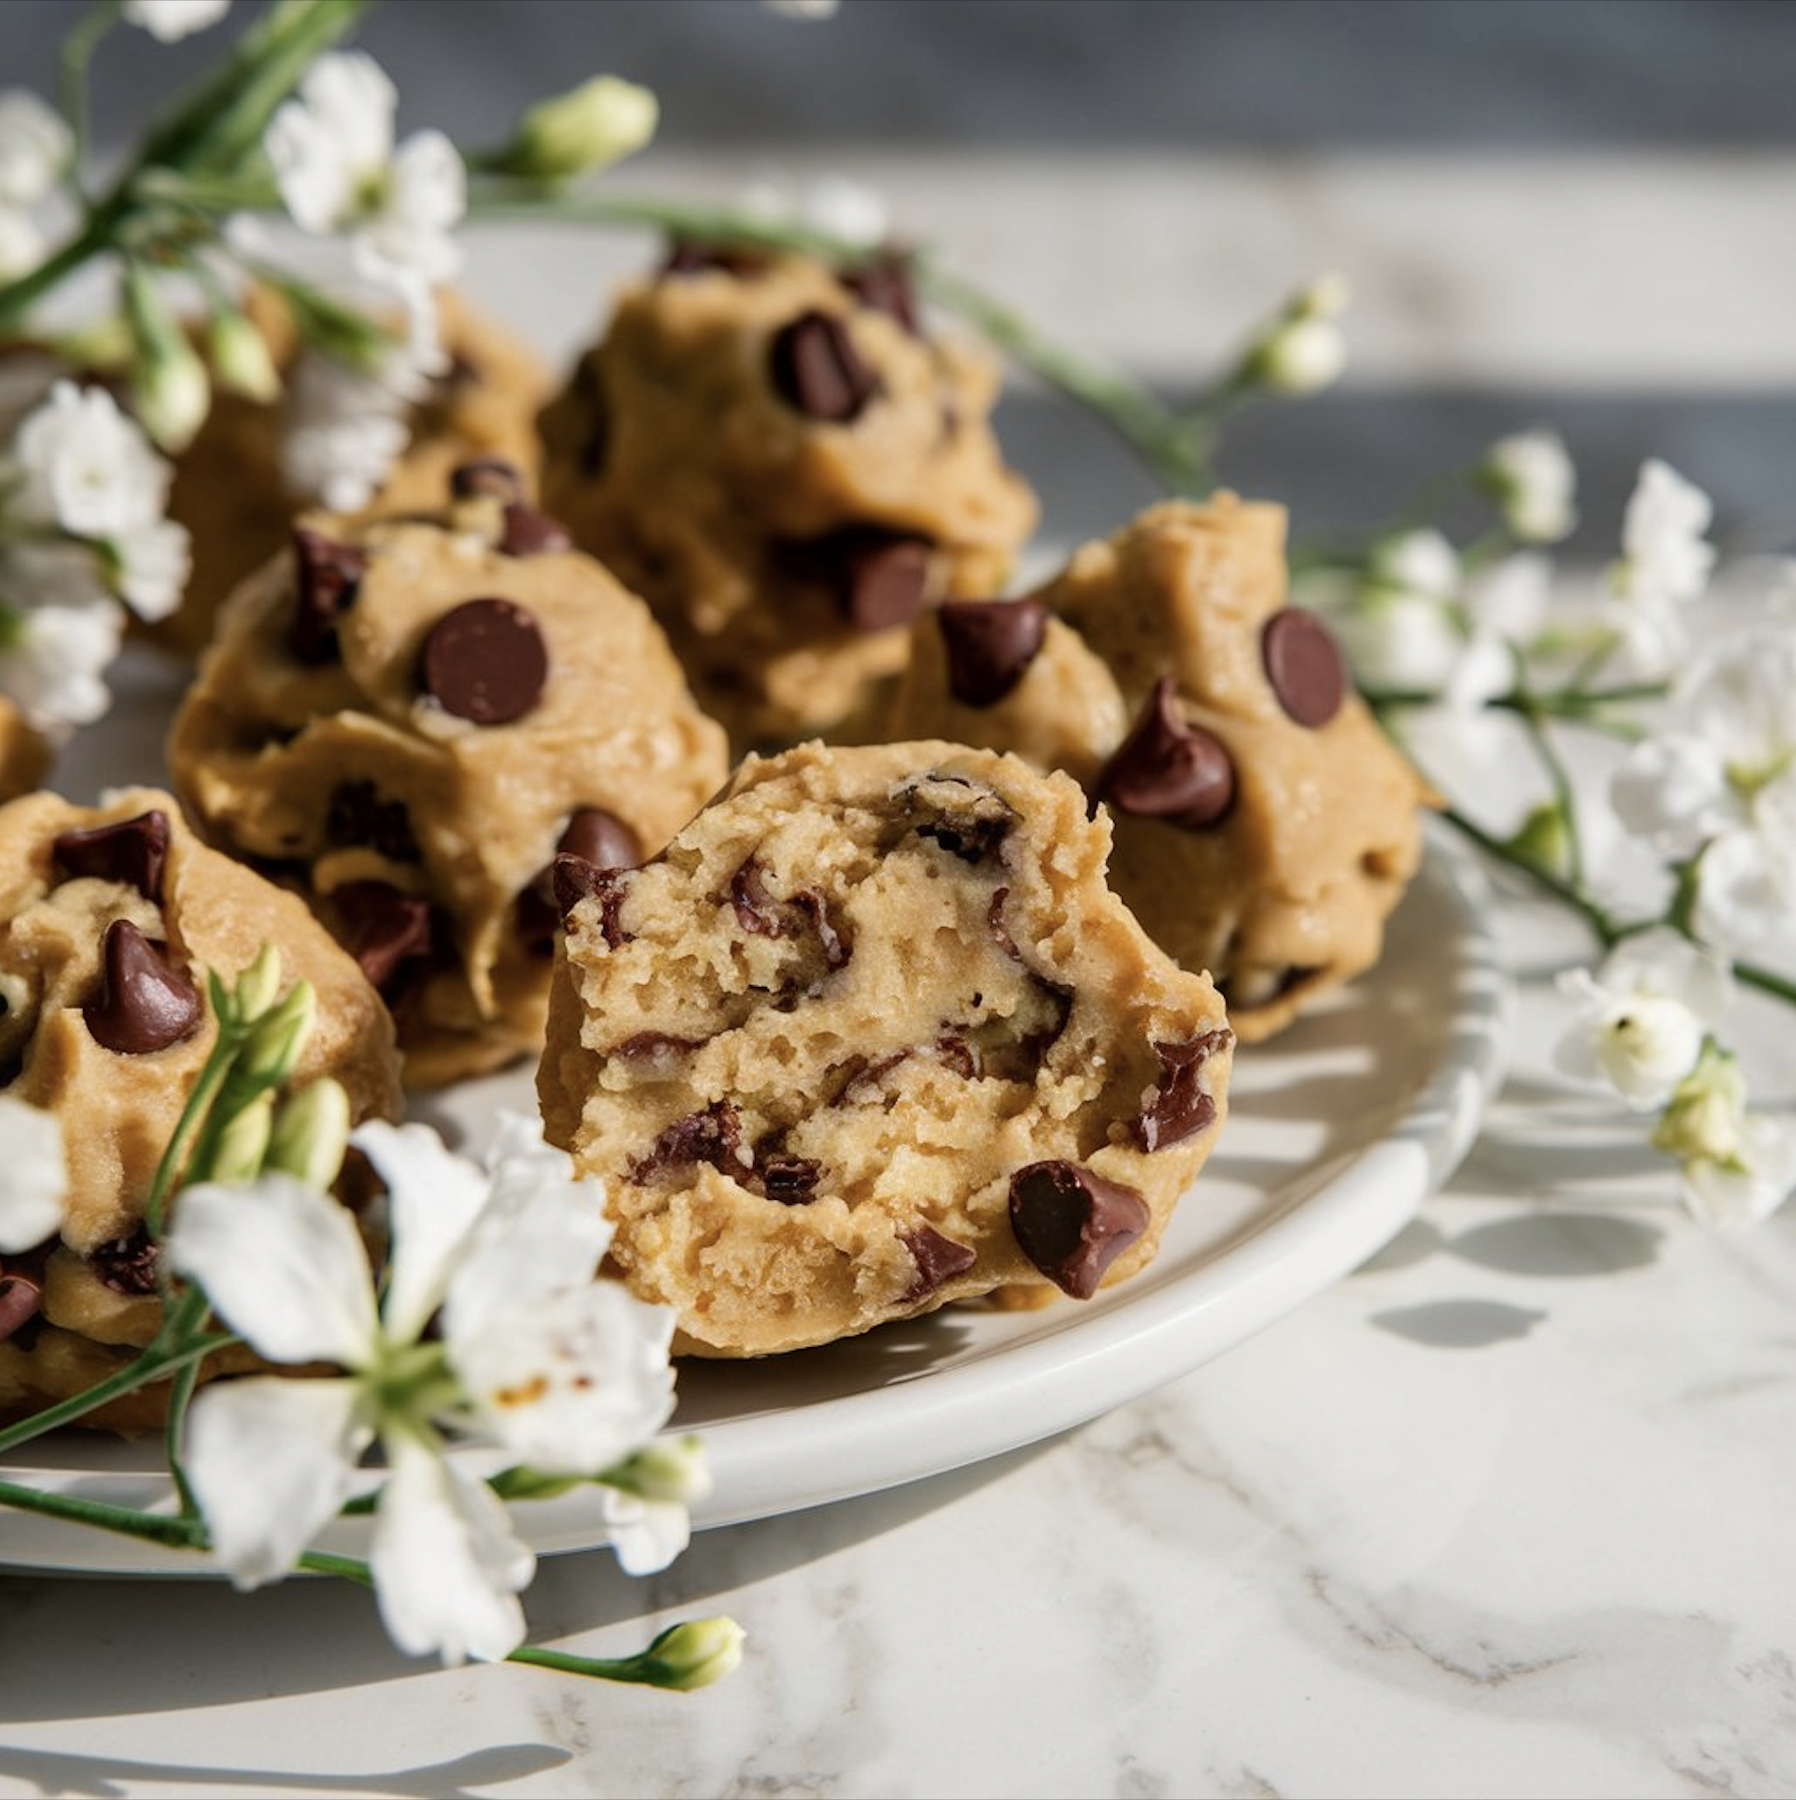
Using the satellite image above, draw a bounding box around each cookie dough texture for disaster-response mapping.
[170,485,730,1086]
[155,287,551,656]
[538,253,1038,747]
[539,740,1233,1357]
[888,498,1427,1039]
[0,698,51,803]
[0,788,401,1429]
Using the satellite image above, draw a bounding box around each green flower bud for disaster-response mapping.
[648,1617,745,1691]
[208,307,281,404]
[265,1078,352,1191]
[240,980,315,1085]
[124,265,210,451]
[503,75,659,181]
[209,1093,273,1184]
[1505,802,1572,882]
[604,1434,711,1505]
[231,944,284,1023]
[1652,1042,1748,1167]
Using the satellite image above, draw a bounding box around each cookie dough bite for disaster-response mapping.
[168,468,730,1087]
[886,498,1428,1040]
[539,740,1233,1358]
[0,698,51,803]
[0,788,402,1429]
[153,287,552,656]
[537,248,1038,748]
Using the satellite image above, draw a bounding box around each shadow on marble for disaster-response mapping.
[1370,1298,1548,1348]
[1449,1212,1662,1279]
[0,1741,571,1800]
[0,1437,1057,1728]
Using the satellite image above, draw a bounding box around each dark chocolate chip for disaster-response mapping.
[559,808,642,873]
[632,1100,745,1182]
[1136,1026,1232,1153]
[615,1031,704,1061]
[83,921,201,1055]
[728,857,851,968]
[662,239,771,280]
[290,528,366,664]
[498,502,573,558]
[1262,607,1346,728]
[1099,677,1235,829]
[935,1034,981,1079]
[419,597,549,724]
[334,882,436,996]
[326,781,419,863]
[987,886,1023,962]
[449,457,524,502]
[553,854,632,947]
[755,1146,823,1206]
[51,810,170,904]
[842,253,920,334]
[91,1226,160,1297]
[938,597,1047,708]
[841,533,930,632]
[769,309,879,422]
[791,890,851,970]
[900,1225,977,1301]
[914,812,1010,865]
[1008,1161,1150,1300]
[830,1050,911,1107]
[0,1241,52,1344]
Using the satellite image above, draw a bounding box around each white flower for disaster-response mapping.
[114,518,190,622]
[1679,1112,1796,1229]
[265,52,465,303]
[762,0,841,16]
[0,90,71,209]
[1483,429,1576,544]
[1255,315,1345,395]
[279,350,412,511]
[9,382,172,541]
[1611,633,1796,962]
[741,174,890,249]
[1555,928,1732,1108]
[1603,460,1715,675]
[122,0,232,42]
[0,596,123,733]
[1331,530,1463,693]
[0,1094,65,1252]
[0,207,44,281]
[168,1114,680,1665]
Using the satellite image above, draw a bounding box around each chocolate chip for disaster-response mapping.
[553,854,632,948]
[1008,1161,1150,1300]
[830,1050,910,1107]
[289,528,366,664]
[842,253,920,334]
[938,597,1047,707]
[1262,608,1346,728]
[326,781,419,863]
[559,807,642,874]
[449,457,524,501]
[791,890,851,969]
[754,1145,823,1206]
[615,1031,704,1061]
[662,239,770,280]
[52,810,170,904]
[1098,677,1234,829]
[935,1034,981,1079]
[83,921,201,1055]
[632,1100,745,1182]
[842,533,931,632]
[333,881,436,996]
[91,1226,159,1297]
[728,857,851,969]
[0,1241,51,1343]
[769,310,879,422]
[1136,1026,1232,1153]
[905,775,1014,865]
[900,1226,977,1301]
[498,502,573,558]
[987,887,1023,962]
[419,598,549,724]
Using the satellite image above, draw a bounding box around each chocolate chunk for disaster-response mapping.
[0,1242,51,1343]
[900,1226,977,1301]
[325,781,420,863]
[559,808,642,873]
[911,791,1012,864]
[83,921,201,1055]
[987,886,1023,962]
[419,597,549,724]
[938,597,1047,708]
[449,457,524,502]
[289,528,366,664]
[1008,1161,1150,1300]
[769,309,879,422]
[498,502,573,558]
[52,810,170,904]
[791,890,851,970]
[1136,1026,1232,1153]
[615,1031,704,1061]
[632,1100,745,1182]
[91,1226,160,1297]
[553,854,632,948]
[830,1050,910,1107]
[935,1034,981,1079]
[841,533,930,632]
[754,1145,823,1206]
[842,253,920,334]
[728,857,852,969]
[1262,608,1346,728]
[333,881,436,996]
[1099,677,1234,830]
[662,239,770,280]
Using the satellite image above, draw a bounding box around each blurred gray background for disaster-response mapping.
[4,0,1793,554]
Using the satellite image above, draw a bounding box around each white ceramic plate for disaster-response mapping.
[0,808,1511,1576]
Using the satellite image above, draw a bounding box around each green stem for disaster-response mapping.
[0,1475,210,1550]
[506,1641,711,1687]
[144,1022,242,1238]
[0,1330,236,1454]
[58,2,122,183]
[1514,694,1584,887]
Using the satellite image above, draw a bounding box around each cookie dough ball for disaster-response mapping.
[538,250,1038,747]
[169,472,730,1086]
[0,697,51,803]
[888,499,1427,1039]
[0,788,402,1428]
[539,740,1232,1357]
[154,287,551,656]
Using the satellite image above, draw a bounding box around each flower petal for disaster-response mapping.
[185,1376,369,1588]
[599,1491,691,1577]
[167,1174,378,1367]
[371,1429,532,1664]
[350,1120,488,1345]
[0,1095,66,1252]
